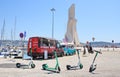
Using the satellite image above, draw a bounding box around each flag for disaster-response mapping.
[24,31,26,38]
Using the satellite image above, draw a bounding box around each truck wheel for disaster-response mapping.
[60,52,63,57]
[62,52,64,57]
[33,56,36,60]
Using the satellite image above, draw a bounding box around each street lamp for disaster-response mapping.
[92,37,95,47]
[112,40,114,51]
[51,8,55,39]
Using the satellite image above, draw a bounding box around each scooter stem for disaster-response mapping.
[92,50,102,64]
[77,50,81,65]
[54,51,59,68]
[92,52,98,64]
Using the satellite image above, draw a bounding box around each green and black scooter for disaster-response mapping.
[66,49,83,70]
[89,50,102,73]
[42,50,61,73]
[16,49,35,69]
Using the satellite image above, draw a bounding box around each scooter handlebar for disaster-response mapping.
[94,50,102,54]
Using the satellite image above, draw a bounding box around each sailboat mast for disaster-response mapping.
[0,19,5,47]
[0,29,2,47]
[2,19,5,40]
[1,29,3,40]
[14,16,16,41]
[11,28,13,45]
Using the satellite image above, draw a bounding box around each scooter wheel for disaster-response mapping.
[58,66,61,72]
[31,63,35,68]
[80,64,83,69]
[42,64,48,70]
[89,65,96,72]
[89,66,93,72]
[16,63,21,68]
[56,66,61,73]
[66,65,71,70]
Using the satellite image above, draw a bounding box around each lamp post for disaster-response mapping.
[112,40,114,51]
[92,37,95,47]
[51,8,55,39]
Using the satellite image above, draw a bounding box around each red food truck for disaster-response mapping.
[27,37,64,59]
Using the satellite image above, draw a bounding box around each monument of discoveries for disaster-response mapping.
[65,4,80,46]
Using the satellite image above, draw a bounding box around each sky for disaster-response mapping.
[0,0,120,43]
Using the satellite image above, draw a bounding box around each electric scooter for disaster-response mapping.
[42,50,61,73]
[66,49,83,70]
[89,50,102,73]
[16,49,35,69]
[16,57,35,69]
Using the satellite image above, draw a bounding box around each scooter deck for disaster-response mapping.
[44,67,60,73]
[69,66,80,70]
[70,66,79,68]
[66,64,83,70]
[45,67,57,70]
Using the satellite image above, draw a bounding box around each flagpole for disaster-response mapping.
[51,8,55,39]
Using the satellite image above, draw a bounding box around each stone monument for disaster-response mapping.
[65,4,80,46]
